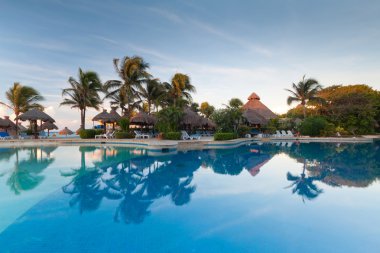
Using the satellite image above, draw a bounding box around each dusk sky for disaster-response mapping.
[1,0,380,129]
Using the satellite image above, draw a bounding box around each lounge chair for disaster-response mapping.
[96,130,115,139]
[181,131,201,140]
[18,132,30,139]
[275,130,282,137]
[281,130,288,136]
[134,130,150,139]
[0,132,12,140]
[39,131,48,139]
[286,130,294,137]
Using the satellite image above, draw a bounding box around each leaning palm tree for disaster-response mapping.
[0,83,44,134]
[104,56,151,116]
[285,75,322,118]
[60,68,103,130]
[139,78,165,114]
[164,73,195,107]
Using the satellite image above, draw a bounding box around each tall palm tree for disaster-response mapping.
[139,78,165,114]
[104,56,151,116]
[286,75,322,118]
[164,73,195,107]
[60,68,103,130]
[0,83,44,134]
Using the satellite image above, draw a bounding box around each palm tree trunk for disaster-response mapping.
[80,109,86,130]
[15,115,19,136]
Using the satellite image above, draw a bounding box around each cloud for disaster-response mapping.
[147,7,272,56]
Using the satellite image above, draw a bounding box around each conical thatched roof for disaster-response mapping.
[16,109,55,122]
[0,118,11,128]
[242,92,277,120]
[200,117,216,128]
[109,107,122,122]
[2,116,17,129]
[130,111,156,125]
[243,109,268,125]
[92,109,119,123]
[181,108,202,127]
[59,127,74,135]
[40,121,58,131]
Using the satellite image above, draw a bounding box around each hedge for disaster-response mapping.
[214,132,237,141]
[79,129,97,139]
[115,131,135,139]
[163,132,181,140]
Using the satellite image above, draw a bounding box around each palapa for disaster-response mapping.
[16,109,55,123]
[242,92,277,120]
[59,127,74,136]
[130,111,156,125]
[181,108,202,128]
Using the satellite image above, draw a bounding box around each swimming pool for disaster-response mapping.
[0,141,379,252]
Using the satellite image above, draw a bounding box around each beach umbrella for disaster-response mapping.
[130,111,156,126]
[40,121,58,136]
[59,127,74,136]
[16,109,55,138]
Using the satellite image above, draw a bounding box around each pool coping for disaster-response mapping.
[0,135,377,151]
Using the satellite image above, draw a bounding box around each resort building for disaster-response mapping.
[242,92,277,128]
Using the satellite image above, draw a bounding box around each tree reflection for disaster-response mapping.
[0,147,54,194]
[286,160,324,202]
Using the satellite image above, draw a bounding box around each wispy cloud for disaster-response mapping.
[0,38,73,53]
[147,7,272,56]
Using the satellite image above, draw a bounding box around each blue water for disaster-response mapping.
[0,142,380,252]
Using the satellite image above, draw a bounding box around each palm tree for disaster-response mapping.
[139,78,165,114]
[286,160,324,202]
[285,75,322,118]
[1,83,44,134]
[164,73,195,107]
[104,56,151,116]
[228,98,243,109]
[60,68,103,130]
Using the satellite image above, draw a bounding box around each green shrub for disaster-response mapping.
[300,116,335,137]
[163,132,181,140]
[118,118,130,132]
[237,125,251,137]
[95,129,103,135]
[79,129,97,139]
[214,132,237,141]
[115,131,135,139]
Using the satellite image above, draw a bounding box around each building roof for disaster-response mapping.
[242,92,277,121]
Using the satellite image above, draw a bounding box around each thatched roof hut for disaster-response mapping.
[130,111,156,125]
[109,107,122,122]
[16,109,55,123]
[181,108,202,127]
[242,92,277,120]
[242,109,268,125]
[92,109,118,123]
[0,118,11,128]
[200,117,216,129]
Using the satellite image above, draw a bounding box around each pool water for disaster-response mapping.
[0,142,380,252]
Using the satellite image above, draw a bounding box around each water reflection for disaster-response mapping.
[0,147,56,194]
[1,141,380,222]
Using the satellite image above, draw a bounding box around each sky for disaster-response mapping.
[1,0,380,130]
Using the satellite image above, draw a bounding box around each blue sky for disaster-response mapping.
[1,0,380,129]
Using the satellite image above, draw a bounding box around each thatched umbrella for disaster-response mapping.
[40,121,58,136]
[243,109,268,126]
[59,127,74,136]
[110,107,122,122]
[15,109,55,138]
[181,108,202,129]
[130,111,156,126]
[92,109,119,131]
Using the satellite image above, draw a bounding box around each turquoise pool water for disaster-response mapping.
[0,142,380,252]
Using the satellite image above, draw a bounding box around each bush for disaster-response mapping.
[299,116,336,137]
[118,118,130,132]
[237,125,251,137]
[115,131,135,139]
[214,132,237,141]
[79,129,97,139]
[163,132,181,140]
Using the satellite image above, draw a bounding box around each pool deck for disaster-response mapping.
[0,135,378,151]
